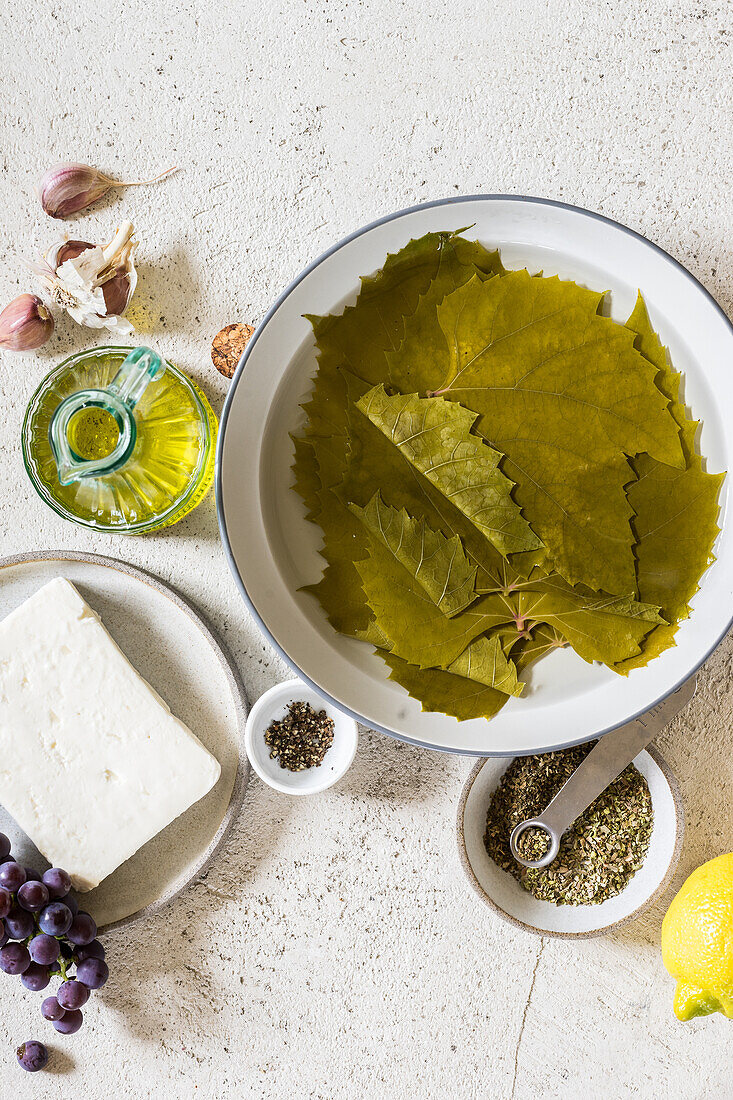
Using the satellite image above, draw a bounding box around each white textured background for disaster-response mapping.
[0,0,732,1095]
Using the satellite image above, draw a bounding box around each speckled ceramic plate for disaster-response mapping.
[217,195,732,755]
[0,551,249,932]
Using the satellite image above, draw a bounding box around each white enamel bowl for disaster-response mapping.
[217,195,732,755]
[457,748,684,937]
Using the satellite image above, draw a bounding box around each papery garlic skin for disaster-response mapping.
[49,241,131,315]
[0,294,54,351]
[38,163,113,219]
[36,221,138,335]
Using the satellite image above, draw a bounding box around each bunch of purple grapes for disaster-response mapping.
[0,833,108,1037]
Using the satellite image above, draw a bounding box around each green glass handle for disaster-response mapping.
[107,347,165,411]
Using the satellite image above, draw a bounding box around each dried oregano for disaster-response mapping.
[484,744,653,905]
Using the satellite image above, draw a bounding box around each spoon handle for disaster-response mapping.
[538,676,697,838]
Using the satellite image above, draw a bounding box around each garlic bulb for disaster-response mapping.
[33,222,138,336]
[38,163,176,218]
[53,241,132,316]
[0,295,54,350]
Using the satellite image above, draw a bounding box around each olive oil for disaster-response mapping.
[23,347,217,533]
[67,407,121,462]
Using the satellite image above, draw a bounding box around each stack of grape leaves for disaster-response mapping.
[291,230,723,722]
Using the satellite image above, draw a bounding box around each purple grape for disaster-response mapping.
[0,941,30,975]
[5,904,35,940]
[53,1008,82,1034]
[57,979,89,1010]
[0,928,7,950]
[17,880,49,912]
[0,887,12,919]
[38,901,72,937]
[64,893,79,918]
[16,1039,48,1072]
[76,939,105,963]
[42,868,71,899]
[24,867,42,882]
[41,996,65,1022]
[0,833,10,860]
[0,861,26,892]
[21,963,50,992]
[67,911,96,946]
[59,940,75,960]
[29,934,59,966]
[76,956,109,989]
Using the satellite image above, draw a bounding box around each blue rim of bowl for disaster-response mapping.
[216,193,733,756]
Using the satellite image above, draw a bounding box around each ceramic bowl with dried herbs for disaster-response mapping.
[457,747,683,938]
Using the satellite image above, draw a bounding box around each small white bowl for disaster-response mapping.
[245,678,358,795]
[457,746,684,938]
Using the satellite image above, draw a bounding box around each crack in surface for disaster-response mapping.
[510,939,546,1099]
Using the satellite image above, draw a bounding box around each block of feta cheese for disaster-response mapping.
[0,577,221,890]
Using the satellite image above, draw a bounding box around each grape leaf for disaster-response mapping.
[381,651,510,722]
[352,502,514,669]
[304,514,372,637]
[295,405,373,637]
[349,493,477,617]
[356,601,527,697]
[515,574,663,666]
[307,230,504,389]
[513,624,568,672]
[356,385,541,556]
[354,618,394,649]
[290,436,320,522]
[293,231,503,637]
[447,634,524,696]
[381,622,556,721]
[340,372,660,667]
[387,270,685,595]
[301,229,504,471]
[340,383,536,672]
[339,371,517,595]
[616,295,724,671]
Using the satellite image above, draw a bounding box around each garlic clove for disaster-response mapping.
[38,163,177,218]
[100,270,132,316]
[38,164,112,219]
[0,294,54,351]
[54,240,95,266]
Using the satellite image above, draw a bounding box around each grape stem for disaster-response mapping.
[48,953,70,982]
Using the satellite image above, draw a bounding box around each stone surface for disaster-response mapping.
[0,0,732,1095]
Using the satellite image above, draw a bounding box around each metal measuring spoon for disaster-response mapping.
[509,676,697,869]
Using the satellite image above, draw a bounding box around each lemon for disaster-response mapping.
[662,853,733,1020]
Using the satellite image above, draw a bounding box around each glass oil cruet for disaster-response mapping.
[22,346,217,533]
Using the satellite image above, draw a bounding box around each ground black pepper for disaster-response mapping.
[264,700,335,771]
